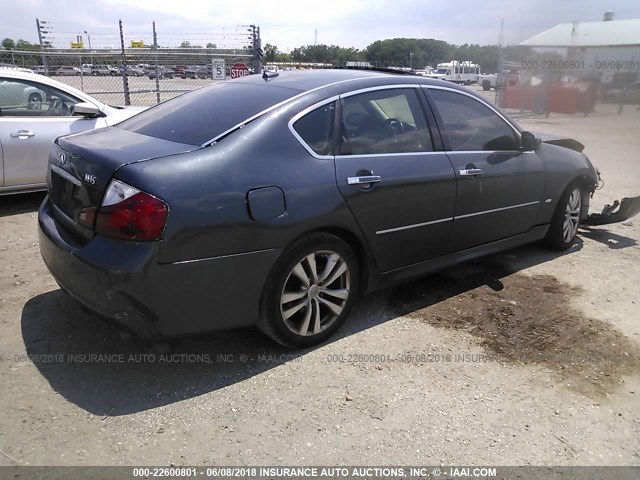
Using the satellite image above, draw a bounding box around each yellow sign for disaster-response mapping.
[70,41,84,49]
[130,40,144,48]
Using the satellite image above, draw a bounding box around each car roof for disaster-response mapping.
[232,68,463,93]
[0,68,104,107]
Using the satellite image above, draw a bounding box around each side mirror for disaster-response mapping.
[73,102,102,118]
[520,131,541,151]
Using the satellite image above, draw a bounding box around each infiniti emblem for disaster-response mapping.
[58,152,67,165]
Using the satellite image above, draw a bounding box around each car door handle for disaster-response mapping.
[347,175,382,185]
[459,168,483,176]
[10,130,35,139]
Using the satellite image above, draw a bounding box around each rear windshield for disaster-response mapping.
[116,82,299,146]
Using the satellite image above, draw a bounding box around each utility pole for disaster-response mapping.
[119,19,131,105]
[248,24,263,73]
[496,18,505,108]
[36,18,50,74]
[153,21,160,104]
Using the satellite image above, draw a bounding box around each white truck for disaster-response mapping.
[479,69,520,91]
[428,61,480,84]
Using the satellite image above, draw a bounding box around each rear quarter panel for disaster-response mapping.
[113,98,368,268]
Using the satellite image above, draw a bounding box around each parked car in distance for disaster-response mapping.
[603,80,640,104]
[0,70,146,195]
[54,66,82,76]
[90,65,118,76]
[181,66,209,79]
[32,66,48,75]
[173,65,188,75]
[148,67,175,79]
[120,66,145,76]
[39,69,636,350]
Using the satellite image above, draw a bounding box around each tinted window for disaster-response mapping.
[292,101,335,156]
[430,89,518,151]
[0,78,79,117]
[117,83,298,146]
[338,88,433,155]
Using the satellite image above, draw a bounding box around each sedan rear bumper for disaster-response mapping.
[38,197,280,340]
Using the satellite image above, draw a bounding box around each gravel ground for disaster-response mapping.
[0,95,639,467]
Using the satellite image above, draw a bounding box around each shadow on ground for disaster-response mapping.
[0,192,46,218]
[579,226,638,249]
[22,239,611,416]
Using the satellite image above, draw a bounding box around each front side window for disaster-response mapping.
[0,78,79,117]
[429,89,518,151]
[292,101,335,156]
[338,88,433,155]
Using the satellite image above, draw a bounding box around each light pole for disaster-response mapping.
[409,51,414,71]
[84,30,93,64]
[84,30,92,50]
[36,18,51,74]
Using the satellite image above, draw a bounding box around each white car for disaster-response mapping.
[0,70,145,194]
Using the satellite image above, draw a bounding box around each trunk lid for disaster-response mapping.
[47,127,196,240]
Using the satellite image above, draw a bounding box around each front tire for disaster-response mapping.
[543,182,583,250]
[259,233,359,348]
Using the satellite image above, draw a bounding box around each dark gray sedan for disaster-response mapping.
[37,69,637,348]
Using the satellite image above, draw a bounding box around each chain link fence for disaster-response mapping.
[1,49,253,106]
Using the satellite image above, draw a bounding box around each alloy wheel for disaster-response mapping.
[563,188,581,242]
[280,250,351,336]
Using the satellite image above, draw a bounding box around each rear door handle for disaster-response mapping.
[459,168,483,176]
[347,175,382,185]
[10,130,35,139]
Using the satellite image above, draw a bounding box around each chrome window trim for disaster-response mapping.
[336,151,445,160]
[446,150,535,155]
[454,200,540,220]
[338,84,421,99]
[423,85,522,142]
[376,217,453,235]
[200,76,377,148]
[287,96,339,160]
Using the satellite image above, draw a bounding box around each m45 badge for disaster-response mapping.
[84,173,97,185]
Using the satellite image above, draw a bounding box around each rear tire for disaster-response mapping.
[259,233,359,348]
[543,182,584,251]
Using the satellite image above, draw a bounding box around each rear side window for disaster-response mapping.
[430,89,518,151]
[292,101,335,156]
[117,83,297,146]
[338,88,433,155]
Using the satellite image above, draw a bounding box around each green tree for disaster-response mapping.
[206,42,217,49]
[264,43,279,62]
[2,38,15,49]
[15,39,39,51]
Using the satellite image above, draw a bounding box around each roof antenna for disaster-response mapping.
[262,70,279,81]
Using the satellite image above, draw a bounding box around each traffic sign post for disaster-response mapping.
[212,58,225,80]
[230,63,250,79]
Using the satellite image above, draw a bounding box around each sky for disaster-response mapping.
[2,0,640,51]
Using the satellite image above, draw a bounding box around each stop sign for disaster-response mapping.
[230,63,250,79]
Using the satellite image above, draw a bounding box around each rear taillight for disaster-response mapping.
[95,179,168,241]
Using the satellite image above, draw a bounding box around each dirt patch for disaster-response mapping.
[407,273,640,398]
